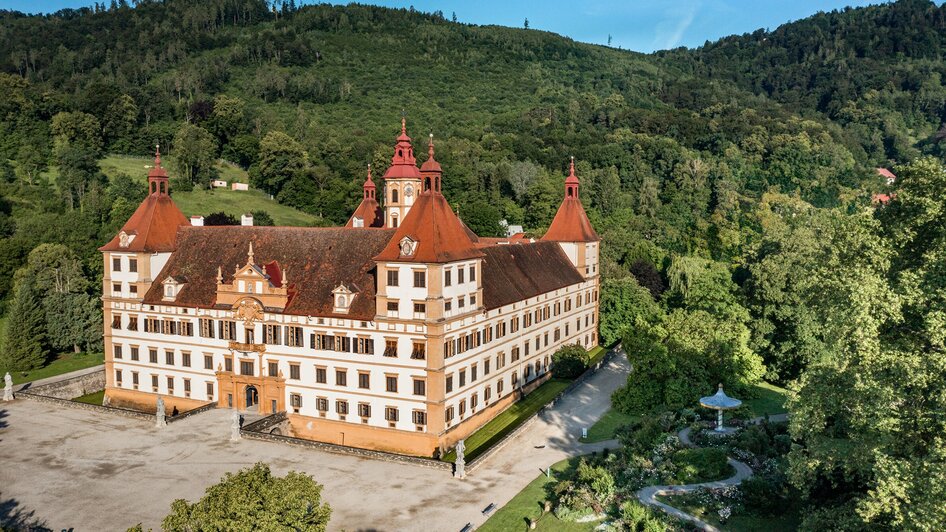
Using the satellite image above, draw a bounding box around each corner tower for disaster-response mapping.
[347,165,384,228]
[542,157,600,279]
[382,118,423,228]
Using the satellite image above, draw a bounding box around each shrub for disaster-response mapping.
[551,343,588,379]
[672,447,730,483]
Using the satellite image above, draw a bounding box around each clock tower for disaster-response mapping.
[382,118,423,228]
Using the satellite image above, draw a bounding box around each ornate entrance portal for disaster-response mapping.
[245,385,259,410]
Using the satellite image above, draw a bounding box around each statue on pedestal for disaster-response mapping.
[453,439,466,479]
[3,372,13,402]
[155,397,167,428]
[230,410,241,441]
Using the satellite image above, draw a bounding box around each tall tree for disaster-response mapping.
[172,122,217,188]
[1,284,48,371]
[253,131,307,196]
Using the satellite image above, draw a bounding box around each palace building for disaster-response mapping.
[100,121,600,457]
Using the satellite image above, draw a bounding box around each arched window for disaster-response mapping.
[398,149,403,157]
[392,188,399,203]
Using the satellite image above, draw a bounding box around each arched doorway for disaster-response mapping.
[245,385,259,411]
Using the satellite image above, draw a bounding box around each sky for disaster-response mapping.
[6,0,880,53]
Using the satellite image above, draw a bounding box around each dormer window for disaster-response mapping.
[162,276,185,301]
[118,231,136,248]
[399,236,417,257]
[332,284,357,314]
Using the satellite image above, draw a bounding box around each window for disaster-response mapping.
[268,361,279,377]
[385,406,399,422]
[265,324,282,345]
[458,268,465,284]
[113,257,121,272]
[132,372,139,388]
[413,302,426,315]
[131,346,139,361]
[358,403,371,418]
[387,269,399,287]
[290,364,300,380]
[444,300,452,312]
[180,321,193,336]
[485,386,492,402]
[316,397,329,412]
[112,283,121,294]
[445,269,452,287]
[458,296,465,308]
[335,369,347,387]
[411,342,426,360]
[484,359,490,375]
[413,270,426,288]
[445,406,455,422]
[459,369,466,387]
[511,316,520,333]
[130,285,138,295]
[290,394,302,409]
[512,371,519,386]
[384,339,397,357]
[336,400,349,415]
[470,294,477,307]
[182,352,191,367]
[386,375,397,392]
[206,382,214,399]
[151,375,159,392]
[386,301,398,313]
[315,367,327,384]
[358,372,370,389]
[149,348,158,364]
[240,360,254,376]
[286,326,304,347]
[391,188,399,203]
[225,357,233,372]
[471,393,478,409]
[471,364,478,382]
[413,379,426,396]
[115,369,123,384]
[412,410,427,425]
[112,314,122,329]
[113,344,122,359]
[219,320,236,341]
[129,258,137,273]
[127,315,138,331]
[469,265,476,282]
[511,346,520,362]
[244,327,255,344]
[204,354,213,370]
[184,378,191,396]
[446,375,454,393]
[199,318,215,338]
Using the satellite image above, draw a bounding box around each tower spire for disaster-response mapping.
[565,156,579,198]
[420,132,443,193]
[363,164,376,200]
[147,143,170,195]
[247,241,255,265]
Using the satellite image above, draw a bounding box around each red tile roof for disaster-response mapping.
[99,192,189,252]
[480,242,584,309]
[542,160,599,242]
[877,168,897,180]
[346,197,384,228]
[374,191,485,263]
[144,226,396,320]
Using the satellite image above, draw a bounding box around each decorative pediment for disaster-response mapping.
[332,283,358,314]
[214,242,290,311]
[399,236,417,257]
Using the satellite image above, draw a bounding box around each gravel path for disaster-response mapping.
[636,413,789,531]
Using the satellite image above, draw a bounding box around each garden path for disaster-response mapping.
[636,413,789,531]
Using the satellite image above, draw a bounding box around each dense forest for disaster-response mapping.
[1,0,945,528]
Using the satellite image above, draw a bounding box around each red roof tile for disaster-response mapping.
[346,198,384,228]
[542,160,599,242]
[99,192,189,252]
[374,191,484,263]
[480,242,584,309]
[144,226,396,320]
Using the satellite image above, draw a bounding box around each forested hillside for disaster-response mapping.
[2,1,946,528]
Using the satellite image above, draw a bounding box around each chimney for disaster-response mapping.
[241,213,254,226]
[190,216,204,227]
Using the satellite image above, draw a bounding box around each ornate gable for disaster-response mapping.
[215,242,290,311]
[332,283,358,314]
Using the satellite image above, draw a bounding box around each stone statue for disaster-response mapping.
[155,397,167,428]
[453,439,466,479]
[230,410,241,441]
[3,372,13,402]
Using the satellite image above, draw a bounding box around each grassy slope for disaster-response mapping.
[579,408,637,443]
[478,456,596,532]
[2,352,105,385]
[655,494,801,532]
[442,378,571,463]
[745,382,789,418]
[73,389,105,405]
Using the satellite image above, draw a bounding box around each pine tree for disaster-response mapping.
[1,284,48,372]
[524,18,529,29]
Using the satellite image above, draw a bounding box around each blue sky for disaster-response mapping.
[7,0,879,52]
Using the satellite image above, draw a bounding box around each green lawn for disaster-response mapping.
[745,382,790,418]
[478,456,597,532]
[579,407,637,443]
[655,494,800,532]
[2,352,104,386]
[73,389,105,405]
[442,378,571,463]
[99,155,249,184]
[587,345,607,366]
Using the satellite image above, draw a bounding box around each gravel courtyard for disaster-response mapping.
[0,352,628,531]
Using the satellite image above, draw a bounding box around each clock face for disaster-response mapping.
[404,185,414,197]
[399,237,416,256]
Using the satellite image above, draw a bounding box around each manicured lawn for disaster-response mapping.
[3,352,104,386]
[655,494,801,532]
[587,345,607,366]
[478,456,596,532]
[442,378,571,463]
[579,407,637,443]
[73,390,105,405]
[745,381,789,418]
[172,188,320,226]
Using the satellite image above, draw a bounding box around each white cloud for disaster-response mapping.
[652,1,700,50]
